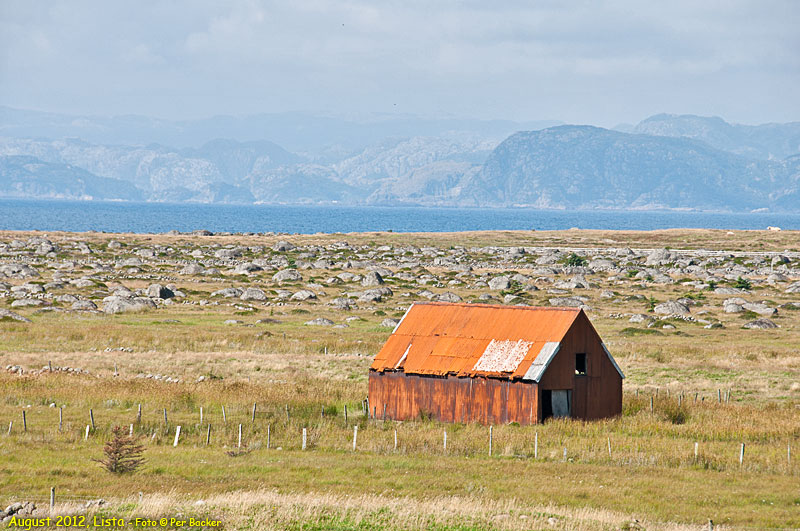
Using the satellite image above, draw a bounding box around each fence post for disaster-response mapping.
[23,410,27,432]
[137,404,142,423]
[7,421,12,435]
[252,403,257,423]
[50,487,55,513]
[694,442,699,461]
[717,389,721,403]
[534,431,538,459]
[650,396,654,414]
[200,406,203,425]
[129,424,134,437]
[394,429,398,451]
[443,430,447,451]
[238,424,242,449]
[302,428,307,450]
[59,407,63,433]
[173,426,181,447]
[90,409,95,430]
[222,405,227,424]
[163,408,168,427]
[383,404,387,421]
[352,425,358,451]
[344,404,348,424]
[84,425,90,441]
[285,405,289,422]
[563,446,567,462]
[739,443,745,466]
[267,424,271,449]
[489,426,493,456]
[607,437,612,459]
[206,424,211,446]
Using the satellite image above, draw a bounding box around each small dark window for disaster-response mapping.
[575,353,587,376]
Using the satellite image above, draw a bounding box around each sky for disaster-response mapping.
[1,0,798,127]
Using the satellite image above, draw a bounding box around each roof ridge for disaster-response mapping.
[415,302,582,312]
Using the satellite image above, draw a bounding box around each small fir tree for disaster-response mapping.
[96,425,145,474]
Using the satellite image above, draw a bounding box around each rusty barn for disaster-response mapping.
[369,302,624,424]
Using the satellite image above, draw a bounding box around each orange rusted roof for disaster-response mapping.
[371,302,582,380]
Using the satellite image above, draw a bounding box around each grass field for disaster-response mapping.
[1,228,799,529]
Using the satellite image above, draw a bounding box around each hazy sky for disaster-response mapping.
[1,0,798,126]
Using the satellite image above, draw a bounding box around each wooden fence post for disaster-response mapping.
[222,405,227,424]
[206,424,211,446]
[344,404,348,424]
[607,437,612,459]
[173,426,181,447]
[267,424,271,449]
[650,396,654,414]
[58,407,63,433]
[302,428,307,450]
[7,421,12,435]
[383,404,387,421]
[163,408,168,427]
[199,406,203,425]
[50,487,55,513]
[694,442,699,461]
[238,424,242,449]
[137,404,142,423]
[23,410,27,432]
[252,403,257,423]
[488,426,493,456]
[285,405,289,422]
[443,430,447,451]
[84,425,90,441]
[739,443,745,466]
[129,424,134,436]
[534,431,538,459]
[352,425,358,451]
[563,447,567,462]
[89,409,95,430]
[394,429,398,451]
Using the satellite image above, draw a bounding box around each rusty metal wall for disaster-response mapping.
[369,371,540,425]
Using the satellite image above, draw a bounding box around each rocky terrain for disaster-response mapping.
[1,230,798,342]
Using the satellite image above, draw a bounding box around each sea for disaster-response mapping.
[0,199,798,234]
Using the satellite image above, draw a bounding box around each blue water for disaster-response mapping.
[0,199,798,233]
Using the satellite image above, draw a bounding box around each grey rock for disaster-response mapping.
[361,271,384,286]
[147,284,174,299]
[743,318,779,329]
[273,269,302,283]
[291,290,317,301]
[211,287,243,298]
[785,282,800,294]
[71,300,98,311]
[224,319,243,325]
[549,296,588,308]
[653,300,690,315]
[180,263,205,275]
[714,286,745,295]
[305,317,334,326]
[240,287,267,301]
[272,241,296,252]
[380,318,401,328]
[742,302,777,316]
[103,296,156,314]
[11,298,43,308]
[436,292,462,303]
[329,297,352,310]
[55,294,79,303]
[0,263,40,279]
[629,314,649,323]
[0,309,31,322]
[488,276,511,290]
[233,262,262,274]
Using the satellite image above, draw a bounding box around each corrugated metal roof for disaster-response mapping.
[370,302,582,380]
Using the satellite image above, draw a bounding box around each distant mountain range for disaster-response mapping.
[0,107,798,211]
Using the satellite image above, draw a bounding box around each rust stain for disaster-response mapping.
[370,302,580,379]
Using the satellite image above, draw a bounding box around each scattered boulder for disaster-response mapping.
[380,318,401,328]
[240,287,267,301]
[71,300,98,311]
[436,292,462,303]
[273,269,302,283]
[103,296,156,314]
[743,318,779,329]
[147,284,174,299]
[488,276,511,290]
[549,296,589,308]
[11,299,44,308]
[305,318,334,326]
[785,282,800,294]
[653,301,690,316]
[211,287,243,298]
[180,263,205,275]
[272,241,296,252]
[0,263,40,279]
[291,290,317,301]
[0,309,31,322]
[361,271,384,287]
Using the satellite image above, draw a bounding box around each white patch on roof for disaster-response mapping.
[601,342,625,379]
[522,342,561,382]
[472,339,533,373]
[394,343,411,370]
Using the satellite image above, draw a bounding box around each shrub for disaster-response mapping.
[96,426,145,474]
[563,253,587,267]
[733,277,752,290]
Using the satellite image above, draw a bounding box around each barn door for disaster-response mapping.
[542,389,572,420]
